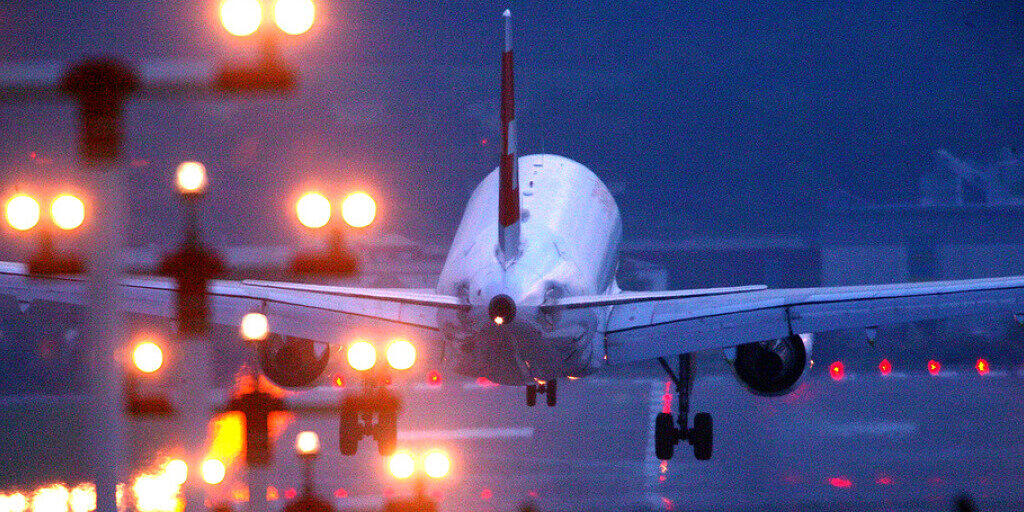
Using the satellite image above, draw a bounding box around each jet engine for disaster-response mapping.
[725,334,812,397]
[259,334,330,388]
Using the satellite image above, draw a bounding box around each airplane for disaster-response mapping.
[6,10,1024,461]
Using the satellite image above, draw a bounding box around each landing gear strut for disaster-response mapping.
[526,379,557,407]
[338,387,400,456]
[655,354,713,461]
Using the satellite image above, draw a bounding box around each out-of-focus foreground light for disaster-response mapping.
[385,339,416,371]
[273,0,315,35]
[164,460,188,486]
[828,361,844,381]
[976,358,990,376]
[239,312,270,341]
[927,359,942,376]
[296,192,331,229]
[295,431,321,456]
[423,450,451,479]
[50,194,85,231]
[341,191,376,228]
[1,491,29,512]
[200,459,226,485]
[220,0,262,36]
[176,161,208,195]
[132,341,163,374]
[31,485,70,512]
[67,484,95,512]
[5,194,40,231]
[346,340,376,371]
[388,451,415,479]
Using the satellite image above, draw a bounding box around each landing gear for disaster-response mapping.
[338,388,401,456]
[526,379,558,407]
[655,354,713,461]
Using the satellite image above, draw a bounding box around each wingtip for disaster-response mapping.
[503,9,511,17]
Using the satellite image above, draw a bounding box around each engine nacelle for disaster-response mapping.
[259,334,330,388]
[724,334,813,397]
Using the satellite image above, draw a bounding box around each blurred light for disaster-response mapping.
[493,316,505,325]
[878,359,892,376]
[294,431,321,456]
[50,195,85,231]
[927,360,941,376]
[296,192,331,229]
[266,487,279,501]
[385,339,416,370]
[206,411,245,469]
[165,460,188,486]
[175,161,207,195]
[479,488,493,501]
[239,312,270,341]
[476,376,496,387]
[273,0,315,35]
[426,370,442,386]
[333,488,347,499]
[340,191,376,228]
[828,477,852,489]
[131,471,179,512]
[283,488,296,500]
[5,194,40,231]
[346,340,376,371]
[31,485,69,512]
[388,451,415,479]
[200,459,226,485]
[332,374,345,387]
[423,450,451,479]
[976,358,990,375]
[132,340,163,374]
[875,476,893,486]
[828,361,844,381]
[220,0,262,36]
[2,492,28,512]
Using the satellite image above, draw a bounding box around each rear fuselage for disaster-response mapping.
[436,154,622,385]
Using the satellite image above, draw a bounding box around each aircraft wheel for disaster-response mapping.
[339,406,359,456]
[546,379,558,407]
[691,412,713,461]
[655,412,676,460]
[526,385,537,407]
[375,411,398,456]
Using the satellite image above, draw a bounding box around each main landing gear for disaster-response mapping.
[526,379,557,407]
[655,354,713,461]
[338,387,401,456]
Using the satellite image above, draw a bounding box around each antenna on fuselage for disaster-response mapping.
[498,9,521,264]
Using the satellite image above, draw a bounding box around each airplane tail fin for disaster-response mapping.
[498,9,521,263]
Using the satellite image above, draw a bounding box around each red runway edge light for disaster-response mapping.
[976,358,990,376]
[829,361,845,381]
[878,359,892,376]
[927,360,942,376]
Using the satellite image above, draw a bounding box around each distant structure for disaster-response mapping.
[919,147,1023,206]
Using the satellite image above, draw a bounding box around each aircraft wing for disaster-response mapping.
[552,275,1024,365]
[0,262,466,344]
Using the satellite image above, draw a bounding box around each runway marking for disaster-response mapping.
[818,420,918,438]
[397,426,534,441]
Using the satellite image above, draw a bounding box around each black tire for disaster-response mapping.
[655,412,676,460]
[546,379,558,407]
[691,412,713,461]
[526,385,537,407]
[338,406,359,456]
[375,411,398,456]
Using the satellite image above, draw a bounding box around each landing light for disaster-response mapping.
[493,316,504,325]
[385,339,416,370]
[295,431,321,456]
[347,340,376,371]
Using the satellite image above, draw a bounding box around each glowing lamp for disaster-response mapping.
[828,361,845,381]
[273,0,315,35]
[423,450,451,479]
[976,358,990,376]
[878,359,892,376]
[341,191,376,228]
[50,194,85,230]
[5,194,40,231]
[175,161,208,195]
[220,0,262,36]
[346,340,377,371]
[927,360,941,376]
[426,370,442,386]
[239,312,270,341]
[295,431,321,456]
[165,459,188,486]
[200,459,226,485]
[385,339,416,370]
[387,451,415,479]
[296,191,331,229]
[132,341,164,374]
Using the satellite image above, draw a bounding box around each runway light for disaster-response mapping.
[31,485,69,512]
[828,476,852,489]
[175,161,207,195]
[829,361,844,381]
[346,340,376,371]
[200,459,226,485]
[5,194,40,231]
[385,339,416,370]
[426,370,442,386]
[878,359,892,376]
[927,360,942,376]
[296,191,331,229]
[423,450,451,479]
[4,492,28,512]
[295,431,321,456]
[165,459,188,486]
[387,451,415,479]
[50,194,85,231]
[273,0,315,35]
[220,0,262,36]
[341,191,376,228]
[332,374,345,387]
[976,358,990,376]
[479,488,493,501]
[68,484,96,512]
[239,312,270,341]
[132,340,164,374]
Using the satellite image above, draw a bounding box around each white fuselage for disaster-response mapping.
[436,154,622,385]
